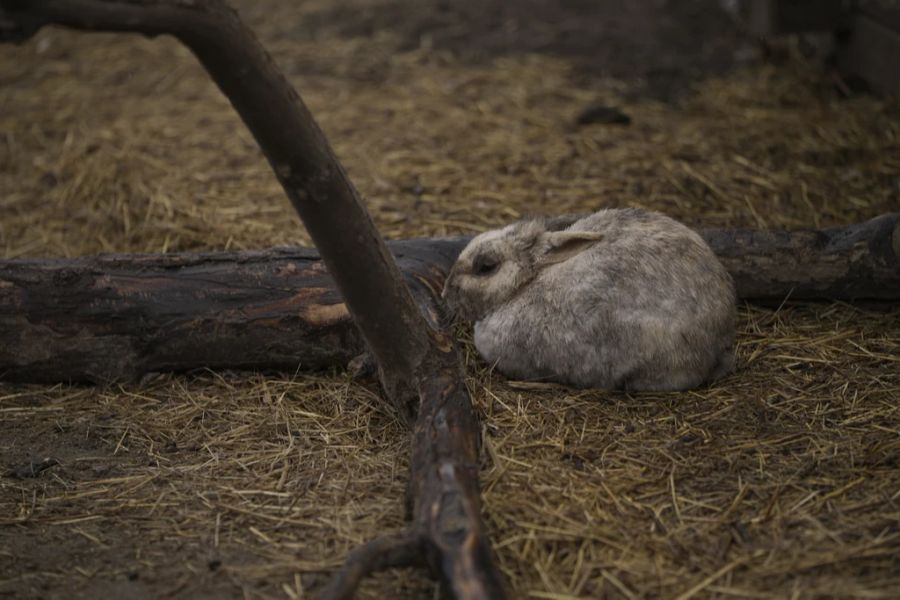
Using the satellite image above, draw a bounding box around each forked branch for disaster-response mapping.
[1,0,433,409]
[316,533,426,600]
[0,0,505,597]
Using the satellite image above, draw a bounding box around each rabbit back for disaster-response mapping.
[473,208,735,390]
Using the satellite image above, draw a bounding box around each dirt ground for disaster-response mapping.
[1,0,899,598]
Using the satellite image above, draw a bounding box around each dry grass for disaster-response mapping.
[1,0,899,598]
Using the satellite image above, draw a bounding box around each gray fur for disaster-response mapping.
[442,208,736,391]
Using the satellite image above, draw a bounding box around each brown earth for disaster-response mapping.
[1,1,899,599]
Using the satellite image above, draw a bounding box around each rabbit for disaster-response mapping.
[441,208,736,391]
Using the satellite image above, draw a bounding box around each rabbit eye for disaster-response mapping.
[472,255,499,276]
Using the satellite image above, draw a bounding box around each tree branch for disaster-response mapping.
[0,0,506,596]
[1,0,435,409]
[315,532,426,600]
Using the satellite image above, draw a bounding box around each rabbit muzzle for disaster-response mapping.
[441,275,475,323]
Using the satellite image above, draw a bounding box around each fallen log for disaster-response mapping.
[701,212,899,300]
[2,213,898,384]
[0,241,461,384]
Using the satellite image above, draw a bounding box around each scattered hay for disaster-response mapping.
[1,0,898,598]
[477,303,900,598]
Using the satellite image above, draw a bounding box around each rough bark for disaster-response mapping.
[0,1,505,597]
[0,241,461,384]
[702,212,899,301]
[2,214,897,384]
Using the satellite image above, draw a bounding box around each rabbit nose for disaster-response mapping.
[441,281,458,305]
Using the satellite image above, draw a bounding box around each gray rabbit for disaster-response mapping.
[442,208,736,391]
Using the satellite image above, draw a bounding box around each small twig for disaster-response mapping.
[316,531,425,600]
[674,557,747,600]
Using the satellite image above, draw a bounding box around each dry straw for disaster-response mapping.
[1,0,898,598]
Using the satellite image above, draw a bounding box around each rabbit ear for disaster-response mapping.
[511,220,547,253]
[536,231,604,266]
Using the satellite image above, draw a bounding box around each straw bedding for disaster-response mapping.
[1,1,898,597]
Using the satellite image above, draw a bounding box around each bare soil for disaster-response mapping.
[1,1,898,599]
